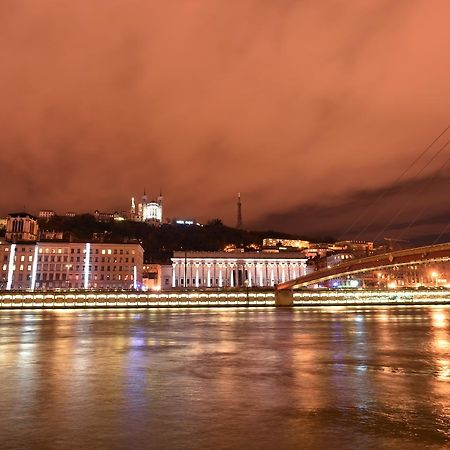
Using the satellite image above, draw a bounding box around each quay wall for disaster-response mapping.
[0,289,449,308]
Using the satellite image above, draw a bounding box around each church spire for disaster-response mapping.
[157,189,163,206]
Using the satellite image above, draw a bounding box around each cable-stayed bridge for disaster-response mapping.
[275,242,450,305]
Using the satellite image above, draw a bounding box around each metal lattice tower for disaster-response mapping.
[237,193,242,229]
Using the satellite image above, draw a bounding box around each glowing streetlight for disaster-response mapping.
[387,281,397,289]
[65,264,72,289]
[244,279,249,304]
[430,271,439,287]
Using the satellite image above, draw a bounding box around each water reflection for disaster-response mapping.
[432,311,447,328]
[0,306,448,449]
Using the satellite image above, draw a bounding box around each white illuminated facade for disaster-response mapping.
[0,242,143,291]
[130,191,163,225]
[143,202,162,222]
[171,251,308,288]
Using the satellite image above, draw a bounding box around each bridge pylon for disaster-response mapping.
[275,289,294,307]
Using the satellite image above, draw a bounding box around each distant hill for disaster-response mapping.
[38,214,318,263]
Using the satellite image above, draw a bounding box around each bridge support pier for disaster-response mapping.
[275,289,294,307]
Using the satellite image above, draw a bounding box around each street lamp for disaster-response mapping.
[431,271,438,288]
[65,264,72,289]
[179,246,188,289]
[184,250,187,289]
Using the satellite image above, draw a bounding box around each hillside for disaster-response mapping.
[38,215,311,263]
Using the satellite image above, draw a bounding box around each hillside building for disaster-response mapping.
[5,213,39,243]
[38,210,56,221]
[130,190,163,225]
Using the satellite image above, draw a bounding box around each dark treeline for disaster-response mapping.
[38,215,314,263]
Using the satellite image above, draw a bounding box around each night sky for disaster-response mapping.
[1,1,449,243]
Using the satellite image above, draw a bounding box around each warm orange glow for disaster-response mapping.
[1,2,450,238]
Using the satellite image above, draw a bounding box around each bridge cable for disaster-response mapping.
[395,152,450,242]
[433,221,450,245]
[353,132,450,242]
[371,139,450,243]
[336,125,450,241]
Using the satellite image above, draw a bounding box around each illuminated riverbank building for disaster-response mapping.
[0,214,143,291]
[170,251,309,289]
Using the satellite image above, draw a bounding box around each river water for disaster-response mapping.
[0,306,449,449]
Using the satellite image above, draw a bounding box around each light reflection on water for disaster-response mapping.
[0,305,449,449]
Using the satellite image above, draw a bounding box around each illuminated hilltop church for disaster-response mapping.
[129,190,163,225]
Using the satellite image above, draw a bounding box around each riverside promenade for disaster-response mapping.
[0,289,449,308]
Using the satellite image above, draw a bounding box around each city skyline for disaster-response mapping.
[2,173,450,245]
[1,3,450,449]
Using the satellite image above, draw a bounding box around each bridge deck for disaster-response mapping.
[277,242,450,291]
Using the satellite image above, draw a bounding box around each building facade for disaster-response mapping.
[263,238,310,249]
[171,251,308,288]
[317,253,354,270]
[38,210,56,220]
[94,210,125,222]
[334,240,374,252]
[130,191,163,225]
[0,241,143,291]
[142,263,161,291]
[6,213,39,243]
